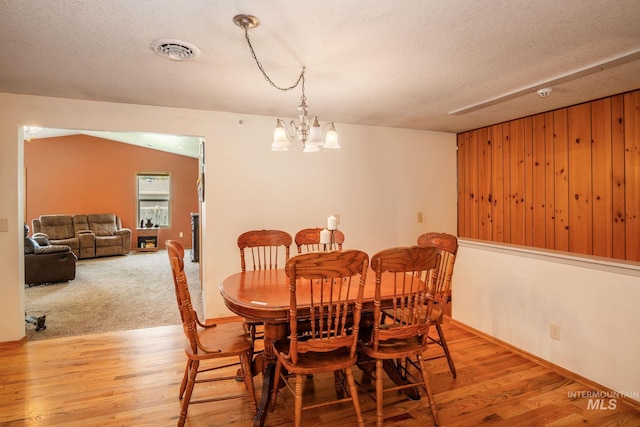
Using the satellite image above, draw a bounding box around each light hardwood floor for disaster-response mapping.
[1,321,638,426]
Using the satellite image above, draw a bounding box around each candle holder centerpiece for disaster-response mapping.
[320,215,339,251]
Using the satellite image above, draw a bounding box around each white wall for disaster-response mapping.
[0,93,457,341]
[455,239,640,396]
[2,93,637,398]
[203,121,458,315]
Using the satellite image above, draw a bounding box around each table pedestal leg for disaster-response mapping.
[254,361,274,427]
[253,322,287,427]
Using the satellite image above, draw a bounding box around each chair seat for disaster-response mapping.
[273,340,357,375]
[430,306,443,322]
[184,321,253,359]
[361,336,424,360]
[383,302,444,324]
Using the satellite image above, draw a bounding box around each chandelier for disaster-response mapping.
[233,14,340,152]
[23,125,42,141]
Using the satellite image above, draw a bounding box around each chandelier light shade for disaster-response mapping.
[272,119,291,151]
[233,14,340,152]
[323,123,340,149]
[308,117,323,145]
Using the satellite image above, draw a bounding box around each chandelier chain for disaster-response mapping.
[233,13,339,151]
[243,28,305,93]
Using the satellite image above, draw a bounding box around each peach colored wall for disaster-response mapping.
[24,134,198,249]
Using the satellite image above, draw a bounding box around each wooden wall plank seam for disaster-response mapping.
[624,91,640,261]
[568,103,593,255]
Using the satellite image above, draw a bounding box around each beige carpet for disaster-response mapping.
[24,250,202,341]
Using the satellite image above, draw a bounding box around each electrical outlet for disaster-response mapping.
[179,232,183,238]
[550,323,560,340]
[417,211,423,223]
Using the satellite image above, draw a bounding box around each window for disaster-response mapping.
[137,173,170,227]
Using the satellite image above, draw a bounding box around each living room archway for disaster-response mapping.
[23,128,203,340]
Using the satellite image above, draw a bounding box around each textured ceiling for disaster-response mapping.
[2,0,640,152]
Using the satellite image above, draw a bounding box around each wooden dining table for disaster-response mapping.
[220,267,422,427]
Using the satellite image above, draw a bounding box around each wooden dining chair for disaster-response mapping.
[269,250,369,427]
[362,245,441,427]
[295,228,346,353]
[237,229,293,344]
[294,227,345,253]
[417,232,458,378]
[237,229,292,271]
[166,240,257,426]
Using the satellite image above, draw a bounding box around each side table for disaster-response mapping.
[137,228,159,252]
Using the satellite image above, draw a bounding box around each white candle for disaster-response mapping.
[327,215,338,230]
[320,228,331,244]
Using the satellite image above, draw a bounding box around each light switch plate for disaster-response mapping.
[550,323,560,340]
[0,218,8,232]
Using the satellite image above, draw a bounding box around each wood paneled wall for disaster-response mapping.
[457,89,640,262]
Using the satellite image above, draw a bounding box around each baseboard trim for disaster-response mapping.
[0,335,28,348]
[206,315,244,324]
[449,318,640,410]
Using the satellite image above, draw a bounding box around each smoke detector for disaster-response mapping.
[150,39,200,61]
[536,87,553,98]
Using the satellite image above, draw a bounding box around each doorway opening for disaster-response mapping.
[23,127,203,341]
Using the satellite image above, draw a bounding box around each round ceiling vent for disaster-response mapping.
[150,39,200,61]
[536,87,553,98]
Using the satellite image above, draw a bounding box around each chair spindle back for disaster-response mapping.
[237,229,292,271]
[369,246,441,350]
[416,232,458,310]
[294,227,345,253]
[167,240,216,354]
[284,249,369,366]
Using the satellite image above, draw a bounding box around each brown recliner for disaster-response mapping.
[86,214,131,257]
[32,214,85,258]
[24,224,77,285]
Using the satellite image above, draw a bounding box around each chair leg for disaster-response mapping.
[294,373,304,427]
[435,323,456,378]
[179,359,199,427]
[375,359,384,427]
[417,354,439,426]
[344,368,365,427]
[179,359,192,399]
[241,352,257,415]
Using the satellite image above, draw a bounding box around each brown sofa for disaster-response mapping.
[32,214,131,259]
